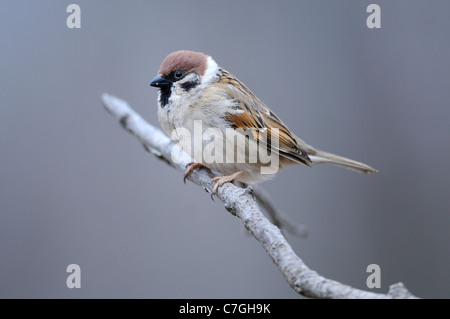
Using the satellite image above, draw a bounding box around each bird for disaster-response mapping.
[150,50,377,194]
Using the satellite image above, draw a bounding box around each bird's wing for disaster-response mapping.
[216,69,311,166]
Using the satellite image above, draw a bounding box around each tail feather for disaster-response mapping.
[308,149,378,174]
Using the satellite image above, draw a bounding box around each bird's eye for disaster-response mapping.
[174,70,184,80]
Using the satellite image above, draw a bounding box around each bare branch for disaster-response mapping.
[101,93,418,299]
[251,185,309,238]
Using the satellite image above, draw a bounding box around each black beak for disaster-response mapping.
[150,75,172,88]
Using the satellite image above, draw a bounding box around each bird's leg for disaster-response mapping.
[184,162,208,184]
[212,171,244,194]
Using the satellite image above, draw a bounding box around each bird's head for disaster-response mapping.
[150,50,219,109]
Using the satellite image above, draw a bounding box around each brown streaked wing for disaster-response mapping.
[217,69,311,166]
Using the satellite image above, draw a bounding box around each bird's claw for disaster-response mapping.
[184,162,205,184]
[211,171,244,195]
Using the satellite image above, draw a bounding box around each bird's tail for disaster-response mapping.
[307,148,378,174]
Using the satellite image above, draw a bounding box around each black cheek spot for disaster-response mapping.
[181,80,200,92]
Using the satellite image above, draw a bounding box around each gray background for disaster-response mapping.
[1,1,449,298]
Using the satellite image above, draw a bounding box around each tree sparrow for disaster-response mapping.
[150,50,377,193]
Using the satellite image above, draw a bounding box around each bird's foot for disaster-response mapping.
[184,162,208,184]
[212,171,244,194]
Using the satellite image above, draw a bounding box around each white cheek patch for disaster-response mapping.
[165,56,220,110]
[182,73,197,82]
[169,82,201,108]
